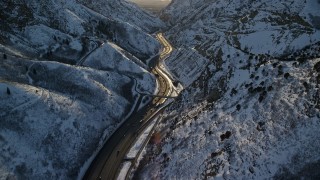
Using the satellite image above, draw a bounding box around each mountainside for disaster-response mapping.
[164,0,320,56]
[77,0,165,32]
[0,56,133,179]
[0,0,162,179]
[0,0,161,63]
[2,0,320,179]
[137,0,320,179]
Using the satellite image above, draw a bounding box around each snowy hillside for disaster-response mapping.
[83,42,156,94]
[136,0,320,179]
[0,0,162,179]
[0,0,161,63]
[164,0,320,56]
[0,55,136,179]
[139,44,320,179]
[77,0,165,32]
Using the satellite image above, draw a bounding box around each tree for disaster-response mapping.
[7,87,11,95]
[284,73,290,79]
[236,104,241,111]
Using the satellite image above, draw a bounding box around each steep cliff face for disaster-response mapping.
[138,0,320,179]
[0,0,162,179]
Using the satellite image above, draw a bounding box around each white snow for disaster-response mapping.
[69,40,83,51]
[64,9,85,35]
[127,118,157,158]
[117,162,132,180]
[139,1,320,178]
[0,56,137,179]
[141,54,320,179]
[82,42,156,95]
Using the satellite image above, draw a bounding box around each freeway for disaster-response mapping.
[83,32,174,180]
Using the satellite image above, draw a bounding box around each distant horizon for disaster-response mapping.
[128,0,171,11]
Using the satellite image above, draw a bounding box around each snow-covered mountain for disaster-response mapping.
[137,0,320,179]
[77,0,165,32]
[0,56,133,179]
[2,0,320,179]
[0,0,162,179]
[164,0,320,56]
[0,0,161,63]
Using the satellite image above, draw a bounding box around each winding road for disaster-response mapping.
[83,33,174,180]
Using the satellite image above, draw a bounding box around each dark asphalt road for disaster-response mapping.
[83,33,173,180]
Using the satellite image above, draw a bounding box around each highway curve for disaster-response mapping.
[83,33,173,180]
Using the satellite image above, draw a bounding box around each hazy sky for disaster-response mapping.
[130,0,171,2]
[129,0,171,6]
[128,0,171,12]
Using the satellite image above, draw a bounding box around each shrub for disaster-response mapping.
[314,62,320,72]
[248,87,254,93]
[255,86,263,92]
[220,131,232,141]
[258,95,264,102]
[225,131,231,138]
[231,88,238,96]
[236,104,241,111]
[303,82,308,89]
[6,87,11,95]
[284,73,290,79]
[272,63,278,68]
